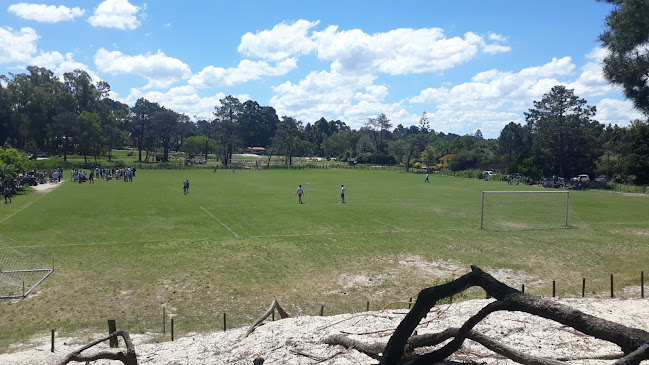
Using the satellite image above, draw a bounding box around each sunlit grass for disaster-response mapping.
[0,168,647,351]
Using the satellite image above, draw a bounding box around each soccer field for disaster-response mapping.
[1,168,648,349]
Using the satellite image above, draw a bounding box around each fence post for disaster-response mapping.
[552,281,556,297]
[108,319,118,348]
[366,301,369,311]
[223,313,227,331]
[642,271,645,299]
[408,297,412,309]
[320,305,324,316]
[610,274,614,298]
[162,305,166,335]
[521,284,525,293]
[51,329,55,353]
[171,318,174,341]
[582,278,586,298]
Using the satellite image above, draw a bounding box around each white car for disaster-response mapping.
[571,174,590,182]
[483,171,495,176]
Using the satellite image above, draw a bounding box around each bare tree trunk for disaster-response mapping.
[375,266,649,365]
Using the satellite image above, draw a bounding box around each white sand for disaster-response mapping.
[1,298,647,365]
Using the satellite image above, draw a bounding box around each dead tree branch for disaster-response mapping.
[58,330,137,365]
[244,299,290,338]
[376,265,649,365]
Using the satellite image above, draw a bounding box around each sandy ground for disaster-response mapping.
[1,297,648,365]
[31,181,64,193]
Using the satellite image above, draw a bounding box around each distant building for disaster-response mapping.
[437,153,456,169]
[246,147,266,155]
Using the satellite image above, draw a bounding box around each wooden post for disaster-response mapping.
[171,318,174,341]
[611,274,614,298]
[51,329,55,353]
[223,313,227,332]
[272,309,275,321]
[320,305,324,316]
[521,284,525,293]
[582,278,586,298]
[366,301,369,311]
[408,298,412,309]
[552,281,556,297]
[108,320,117,348]
[162,305,166,335]
[642,271,645,298]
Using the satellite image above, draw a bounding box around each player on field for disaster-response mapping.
[296,185,304,204]
[340,184,346,203]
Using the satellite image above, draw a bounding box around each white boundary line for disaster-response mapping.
[370,218,407,231]
[22,237,228,248]
[201,206,239,238]
[0,194,45,224]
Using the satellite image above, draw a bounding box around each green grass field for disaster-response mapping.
[1,168,648,351]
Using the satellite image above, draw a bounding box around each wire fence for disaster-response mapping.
[6,269,645,356]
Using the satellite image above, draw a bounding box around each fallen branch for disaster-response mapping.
[58,330,137,365]
[243,299,290,338]
[371,265,649,364]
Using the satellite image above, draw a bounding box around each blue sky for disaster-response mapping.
[0,0,644,138]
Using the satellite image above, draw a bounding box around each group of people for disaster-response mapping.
[296,184,346,204]
[71,166,137,184]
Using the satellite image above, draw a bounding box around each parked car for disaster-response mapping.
[591,180,612,189]
[571,174,590,182]
[483,170,495,177]
[595,175,608,182]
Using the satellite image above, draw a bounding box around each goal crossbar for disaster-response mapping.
[480,190,570,230]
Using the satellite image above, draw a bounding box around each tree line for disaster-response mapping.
[0,65,648,184]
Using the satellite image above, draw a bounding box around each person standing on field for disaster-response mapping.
[425,173,430,183]
[341,184,346,203]
[183,180,190,195]
[296,185,304,204]
[3,186,11,203]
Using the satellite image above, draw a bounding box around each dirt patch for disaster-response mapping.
[31,181,64,193]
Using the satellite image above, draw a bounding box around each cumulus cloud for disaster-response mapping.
[29,51,102,81]
[312,26,510,75]
[0,26,39,64]
[124,86,224,119]
[238,20,318,61]
[189,58,297,88]
[595,98,644,127]
[8,3,85,23]
[89,0,141,30]
[568,47,616,97]
[94,48,192,89]
[270,69,417,128]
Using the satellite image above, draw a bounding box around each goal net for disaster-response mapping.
[0,234,54,299]
[480,191,570,231]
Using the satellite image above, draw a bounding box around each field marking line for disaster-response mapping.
[0,194,45,225]
[22,237,228,248]
[369,219,407,231]
[201,206,239,238]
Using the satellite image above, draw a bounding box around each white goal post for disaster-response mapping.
[480,190,570,230]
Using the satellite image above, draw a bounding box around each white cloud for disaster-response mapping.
[29,51,102,82]
[412,57,576,108]
[354,85,389,103]
[595,98,644,127]
[0,27,38,64]
[312,27,511,75]
[89,0,141,30]
[408,57,582,136]
[124,86,224,119]
[8,3,85,23]
[270,69,417,128]
[189,58,297,88]
[568,47,616,97]
[94,48,192,89]
[238,20,318,61]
